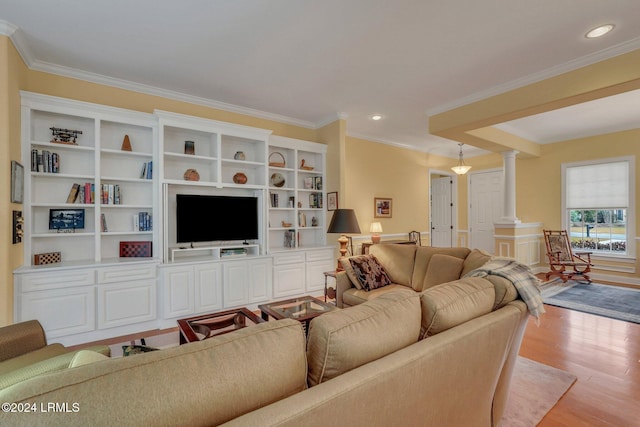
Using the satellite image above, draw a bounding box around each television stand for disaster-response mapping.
[170,244,260,263]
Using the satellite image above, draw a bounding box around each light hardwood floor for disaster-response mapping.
[520,303,640,426]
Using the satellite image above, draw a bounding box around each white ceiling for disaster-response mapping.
[1,0,640,159]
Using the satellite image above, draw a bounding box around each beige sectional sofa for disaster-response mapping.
[336,244,515,308]
[0,245,532,426]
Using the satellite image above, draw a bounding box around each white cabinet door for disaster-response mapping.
[162,266,194,318]
[248,258,272,303]
[194,263,222,313]
[98,279,156,329]
[273,264,305,297]
[223,261,249,307]
[305,248,335,293]
[306,260,334,293]
[20,286,95,339]
[272,252,305,298]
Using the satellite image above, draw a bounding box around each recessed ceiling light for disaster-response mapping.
[585,24,615,39]
[370,114,383,121]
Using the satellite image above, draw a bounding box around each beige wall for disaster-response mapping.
[344,136,431,235]
[1,37,28,326]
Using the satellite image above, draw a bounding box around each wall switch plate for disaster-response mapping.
[13,210,23,244]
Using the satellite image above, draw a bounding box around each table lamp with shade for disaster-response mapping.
[369,222,382,243]
[327,209,361,270]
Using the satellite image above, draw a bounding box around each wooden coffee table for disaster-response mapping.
[258,295,338,333]
[177,308,264,344]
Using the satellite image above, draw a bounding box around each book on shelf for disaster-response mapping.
[101,184,121,205]
[270,192,279,208]
[101,213,108,232]
[66,183,80,203]
[284,230,295,248]
[313,176,322,190]
[133,212,152,231]
[31,149,60,173]
[140,160,152,179]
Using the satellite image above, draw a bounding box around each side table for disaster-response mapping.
[177,308,264,344]
[258,295,337,334]
[323,270,337,304]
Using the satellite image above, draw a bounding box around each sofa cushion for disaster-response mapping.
[483,275,519,309]
[307,292,421,386]
[347,255,392,291]
[68,350,110,368]
[419,277,495,338]
[342,285,415,307]
[460,248,492,277]
[0,343,68,376]
[0,319,307,426]
[412,247,471,291]
[369,244,417,288]
[422,254,465,290]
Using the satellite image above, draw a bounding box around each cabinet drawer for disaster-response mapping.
[20,270,96,292]
[97,264,156,284]
[273,252,306,265]
[306,249,334,262]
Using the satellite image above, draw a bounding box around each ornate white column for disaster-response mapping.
[497,150,521,224]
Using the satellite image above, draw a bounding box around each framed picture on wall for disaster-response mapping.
[374,197,392,218]
[327,192,338,211]
[11,161,24,203]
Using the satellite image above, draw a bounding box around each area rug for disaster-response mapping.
[501,357,577,426]
[541,280,640,324]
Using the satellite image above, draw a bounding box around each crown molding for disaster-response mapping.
[28,58,317,129]
[0,20,17,36]
[5,20,316,131]
[426,36,640,117]
[315,112,348,129]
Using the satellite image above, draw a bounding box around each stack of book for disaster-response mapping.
[100,184,122,205]
[133,212,152,232]
[66,182,96,204]
[31,149,60,173]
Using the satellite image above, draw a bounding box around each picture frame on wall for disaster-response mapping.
[327,192,338,211]
[11,161,24,203]
[374,197,392,218]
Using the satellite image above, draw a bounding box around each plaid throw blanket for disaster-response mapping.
[464,257,546,321]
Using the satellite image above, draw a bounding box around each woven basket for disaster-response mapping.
[269,152,286,167]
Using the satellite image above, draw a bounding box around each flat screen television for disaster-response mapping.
[176,194,259,244]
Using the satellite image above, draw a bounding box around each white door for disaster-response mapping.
[431,176,453,247]
[469,170,503,254]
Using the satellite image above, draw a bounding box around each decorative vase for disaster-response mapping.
[234,151,246,160]
[183,168,200,181]
[233,172,248,184]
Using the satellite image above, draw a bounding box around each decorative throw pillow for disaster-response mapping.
[349,255,392,291]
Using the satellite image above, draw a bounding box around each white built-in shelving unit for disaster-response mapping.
[14,93,333,345]
[20,92,158,266]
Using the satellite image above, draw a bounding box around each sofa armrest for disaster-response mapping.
[335,271,355,308]
[0,320,47,362]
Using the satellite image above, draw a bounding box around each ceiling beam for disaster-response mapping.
[429,49,640,158]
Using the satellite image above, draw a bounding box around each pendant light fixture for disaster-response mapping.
[451,143,472,175]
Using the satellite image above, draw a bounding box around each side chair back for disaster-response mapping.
[408,231,421,246]
[543,229,593,283]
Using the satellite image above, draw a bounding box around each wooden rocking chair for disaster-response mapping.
[543,229,593,283]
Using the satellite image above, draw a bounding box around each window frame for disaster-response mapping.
[561,156,635,259]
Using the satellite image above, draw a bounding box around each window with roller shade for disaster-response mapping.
[562,158,634,256]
